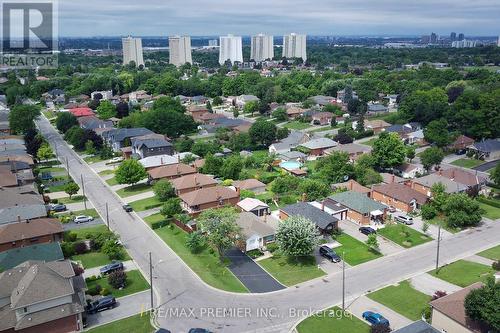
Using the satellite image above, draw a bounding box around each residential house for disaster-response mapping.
[411,173,468,196]
[77,116,113,131]
[232,179,267,194]
[236,95,259,108]
[448,135,474,152]
[371,183,428,212]
[278,151,307,162]
[67,107,94,118]
[187,105,210,122]
[384,94,399,107]
[380,173,405,184]
[298,138,338,157]
[147,163,197,182]
[138,154,178,170]
[102,128,154,151]
[236,198,270,216]
[90,90,113,100]
[0,242,63,271]
[131,136,174,159]
[0,188,47,225]
[406,129,425,145]
[469,139,500,160]
[324,191,386,225]
[385,122,421,138]
[269,131,310,154]
[47,89,65,104]
[286,106,306,120]
[311,112,333,126]
[324,143,372,161]
[336,89,358,103]
[352,119,391,134]
[0,111,10,134]
[170,173,217,195]
[178,186,240,215]
[129,90,152,104]
[198,112,225,124]
[310,95,335,106]
[367,102,388,114]
[392,320,440,333]
[235,212,275,252]
[0,164,19,187]
[439,168,486,193]
[331,179,371,197]
[279,202,339,233]
[0,218,63,253]
[430,282,485,333]
[0,260,86,333]
[395,163,425,179]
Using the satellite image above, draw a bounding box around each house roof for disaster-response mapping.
[179,186,239,207]
[395,163,421,173]
[0,154,34,166]
[372,183,428,205]
[429,282,484,333]
[170,173,217,191]
[312,112,333,119]
[0,218,62,244]
[380,173,405,184]
[0,242,64,271]
[134,138,172,150]
[365,119,391,129]
[235,212,275,239]
[472,139,500,153]
[439,167,486,187]
[104,127,154,142]
[412,174,468,193]
[281,202,338,229]
[311,95,335,105]
[391,320,440,333]
[233,179,266,191]
[237,198,269,212]
[238,95,259,102]
[367,103,388,112]
[278,151,307,160]
[271,131,310,152]
[0,144,26,152]
[148,163,197,180]
[0,188,47,225]
[332,179,370,194]
[77,116,113,130]
[139,154,178,169]
[451,135,474,147]
[328,191,386,214]
[68,107,94,117]
[325,143,371,156]
[300,138,337,150]
[286,107,306,115]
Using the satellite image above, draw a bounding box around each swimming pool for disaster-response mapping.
[279,160,303,170]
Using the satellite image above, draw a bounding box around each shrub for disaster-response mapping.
[108,270,127,289]
[87,284,102,296]
[61,242,75,257]
[186,231,206,253]
[86,275,98,282]
[492,260,500,271]
[421,204,437,220]
[63,231,77,242]
[247,249,264,259]
[100,288,110,296]
[151,220,170,229]
[72,262,84,276]
[266,242,278,253]
[101,240,125,260]
[73,241,88,255]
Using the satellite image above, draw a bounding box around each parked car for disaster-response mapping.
[188,329,213,333]
[362,311,390,327]
[86,296,116,314]
[50,203,67,212]
[154,329,172,333]
[99,261,124,275]
[359,227,376,235]
[74,215,94,223]
[109,157,124,163]
[387,206,396,213]
[319,245,341,263]
[40,172,53,181]
[122,204,133,212]
[395,215,414,225]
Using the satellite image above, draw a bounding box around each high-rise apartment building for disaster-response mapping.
[497,35,500,47]
[122,36,144,67]
[219,34,243,65]
[458,33,465,41]
[430,32,438,44]
[250,34,274,62]
[282,33,307,61]
[450,32,457,41]
[208,39,218,47]
[169,36,192,66]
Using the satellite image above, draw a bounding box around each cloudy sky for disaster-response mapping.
[58,0,500,36]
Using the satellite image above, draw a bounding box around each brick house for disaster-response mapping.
[311,112,333,126]
[371,183,428,213]
[0,218,63,253]
[298,138,338,157]
[170,173,218,195]
[178,186,240,216]
[187,105,210,122]
[147,163,197,183]
[280,202,339,234]
[324,191,386,225]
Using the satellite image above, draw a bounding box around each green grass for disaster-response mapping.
[367,280,432,321]
[297,306,370,333]
[129,197,163,212]
[98,169,115,176]
[106,177,119,186]
[450,158,485,169]
[57,195,86,204]
[478,245,500,261]
[361,137,377,147]
[67,225,109,240]
[478,202,500,220]
[378,224,433,248]
[37,166,65,173]
[83,155,107,164]
[86,313,154,333]
[284,121,312,130]
[258,255,325,286]
[59,208,100,218]
[86,270,149,298]
[71,252,111,269]
[429,260,496,287]
[334,233,382,265]
[143,213,164,226]
[308,125,338,133]
[424,216,460,234]
[43,110,56,119]
[153,224,248,293]
[116,183,153,198]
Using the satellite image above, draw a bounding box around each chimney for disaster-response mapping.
[235,187,240,197]
[321,201,325,211]
[392,174,395,183]
[17,215,21,223]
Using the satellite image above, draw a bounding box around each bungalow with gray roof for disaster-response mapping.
[102,127,154,151]
[280,202,339,233]
[298,137,338,157]
[469,139,500,160]
[324,191,387,225]
[235,212,275,251]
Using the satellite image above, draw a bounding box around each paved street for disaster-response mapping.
[38,115,500,333]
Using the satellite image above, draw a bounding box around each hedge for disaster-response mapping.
[478,197,500,209]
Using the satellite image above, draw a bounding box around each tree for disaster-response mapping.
[490,162,500,187]
[298,179,330,201]
[315,152,355,183]
[153,180,174,201]
[55,112,78,133]
[212,96,223,106]
[355,165,383,186]
[64,126,85,149]
[202,153,223,176]
[198,208,240,261]
[372,132,406,169]
[37,144,53,162]
[85,140,96,155]
[249,120,277,147]
[276,127,290,140]
[160,198,183,218]
[115,101,129,118]
[115,159,147,185]
[64,182,80,199]
[406,145,416,162]
[423,119,451,147]
[334,132,354,144]
[365,234,379,251]
[443,193,482,228]
[186,231,206,253]
[243,101,259,116]
[220,156,243,180]
[174,137,194,152]
[233,108,239,118]
[271,176,300,194]
[464,277,499,331]
[355,114,365,133]
[275,215,319,257]
[108,270,127,289]
[399,88,449,125]
[9,105,41,134]
[420,147,445,171]
[96,100,116,119]
[430,182,448,212]
[272,108,288,121]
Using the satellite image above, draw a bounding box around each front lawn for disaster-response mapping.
[71,252,111,269]
[37,166,65,174]
[129,197,163,211]
[86,313,153,333]
[84,155,107,164]
[153,224,248,293]
[378,224,433,248]
[68,225,108,240]
[334,233,382,266]
[57,195,86,204]
[424,216,460,234]
[478,245,500,261]
[86,270,149,298]
[367,280,431,321]
[284,121,312,130]
[478,201,500,220]
[429,260,496,287]
[450,158,485,169]
[258,255,325,286]
[361,137,377,147]
[106,177,119,186]
[143,213,164,226]
[59,208,100,218]
[116,183,153,198]
[98,169,115,176]
[297,306,370,333]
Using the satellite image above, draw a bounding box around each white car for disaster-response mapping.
[109,157,124,163]
[74,215,94,224]
[395,215,414,225]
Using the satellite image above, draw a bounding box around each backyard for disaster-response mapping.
[378,224,433,248]
[297,306,370,333]
[86,314,153,333]
[450,158,485,169]
[334,233,382,265]
[429,260,496,287]
[258,254,325,286]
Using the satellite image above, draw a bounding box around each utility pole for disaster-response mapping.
[435,224,442,272]
[342,251,345,311]
[80,175,87,210]
[105,202,110,231]
[149,251,154,312]
[66,157,69,178]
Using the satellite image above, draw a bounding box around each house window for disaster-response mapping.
[23,307,27,313]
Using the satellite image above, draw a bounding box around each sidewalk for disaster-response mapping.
[347,295,412,330]
[137,207,161,219]
[410,273,461,296]
[464,254,495,266]
[406,215,453,240]
[83,260,137,278]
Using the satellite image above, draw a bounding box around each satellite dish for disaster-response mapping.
[343,175,349,181]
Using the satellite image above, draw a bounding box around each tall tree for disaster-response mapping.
[198,207,240,261]
[249,120,277,147]
[420,147,445,171]
[96,100,116,119]
[9,105,41,134]
[372,132,406,169]
[423,119,451,147]
[276,215,319,257]
[55,112,78,133]
[115,159,147,185]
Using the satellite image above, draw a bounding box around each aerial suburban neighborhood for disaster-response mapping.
[0,2,499,333]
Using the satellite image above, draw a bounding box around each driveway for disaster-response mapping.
[400,214,453,240]
[473,159,498,172]
[409,273,461,296]
[341,220,403,255]
[225,248,285,293]
[347,295,412,330]
[83,260,137,278]
[63,218,105,231]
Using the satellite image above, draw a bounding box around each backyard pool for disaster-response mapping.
[279,160,303,170]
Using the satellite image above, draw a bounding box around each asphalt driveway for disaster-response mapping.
[472,159,498,172]
[225,248,285,293]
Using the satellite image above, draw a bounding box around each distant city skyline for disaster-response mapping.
[58,0,499,37]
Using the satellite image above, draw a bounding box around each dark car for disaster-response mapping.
[155,329,172,333]
[188,329,213,333]
[50,203,67,212]
[40,172,53,181]
[319,245,341,263]
[359,227,376,235]
[362,311,390,327]
[99,261,123,275]
[86,296,116,314]
[122,204,133,212]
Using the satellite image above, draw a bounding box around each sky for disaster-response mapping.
[58,0,500,37]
